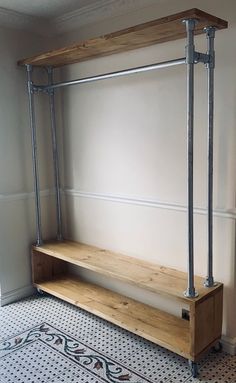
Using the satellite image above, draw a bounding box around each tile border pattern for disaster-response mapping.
[0,322,151,383]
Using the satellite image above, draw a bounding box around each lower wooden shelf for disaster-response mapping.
[32,242,223,363]
[35,274,190,359]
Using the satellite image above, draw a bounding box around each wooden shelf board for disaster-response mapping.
[33,240,222,304]
[18,9,227,67]
[35,274,190,358]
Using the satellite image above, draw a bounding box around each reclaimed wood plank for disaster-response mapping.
[35,274,190,358]
[18,9,227,67]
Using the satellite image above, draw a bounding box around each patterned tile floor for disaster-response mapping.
[0,294,235,382]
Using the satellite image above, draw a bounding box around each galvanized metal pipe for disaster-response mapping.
[34,58,186,92]
[48,67,63,241]
[204,27,216,288]
[26,65,43,246]
[183,19,198,298]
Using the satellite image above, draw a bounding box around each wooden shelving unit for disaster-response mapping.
[19,7,228,377]
[32,242,223,362]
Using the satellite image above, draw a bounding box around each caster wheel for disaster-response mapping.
[212,341,223,353]
[37,288,44,295]
[189,360,198,378]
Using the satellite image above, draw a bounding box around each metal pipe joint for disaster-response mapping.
[183,19,197,64]
[205,27,216,69]
[194,51,210,65]
[26,65,35,95]
[47,66,55,96]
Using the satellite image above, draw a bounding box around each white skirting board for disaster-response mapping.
[221,335,236,356]
[0,285,35,307]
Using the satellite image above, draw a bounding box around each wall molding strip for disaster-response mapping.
[0,0,157,36]
[64,188,236,220]
[0,189,55,203]
[53,0,157,34]
[1,188,235,220]
[0,6,49,35]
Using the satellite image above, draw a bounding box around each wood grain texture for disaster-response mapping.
[18,9,227,67]
[35,274,190,358]
[189,285,223,360]
[191,296,215,357]
[32,240,222,303]
[32,249,67,283]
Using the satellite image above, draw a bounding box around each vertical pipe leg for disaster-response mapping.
[26,64,43,246]
[204,27,216,288]
[47,67,63,241]
[189,360,198,378]
[183,19,198,298]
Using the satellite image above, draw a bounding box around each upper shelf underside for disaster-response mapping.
[18,8,227,68]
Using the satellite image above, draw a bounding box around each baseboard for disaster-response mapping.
[0,284,36,306]
[221,335,236,355]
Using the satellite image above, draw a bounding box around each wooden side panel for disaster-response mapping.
[190,296,215,357]
[214,287,224,339]
[32,249,68,283]
[190,285,223,360]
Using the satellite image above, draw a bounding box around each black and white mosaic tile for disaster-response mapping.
[0,323,147,382]
[0,295,235,383]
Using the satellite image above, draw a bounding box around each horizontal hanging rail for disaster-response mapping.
[34,57,186,92]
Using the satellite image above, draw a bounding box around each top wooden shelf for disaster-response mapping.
[33,240,222,304]
[18,8,227,68]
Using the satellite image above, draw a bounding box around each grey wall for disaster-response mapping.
[0,26,57,304]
